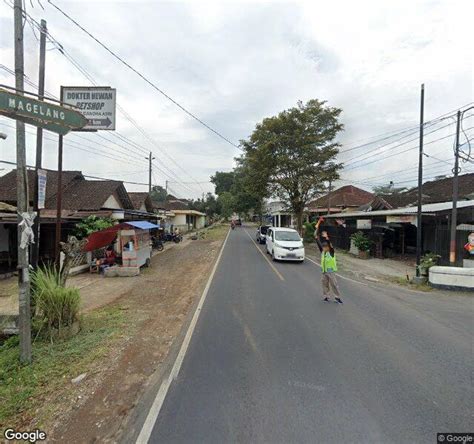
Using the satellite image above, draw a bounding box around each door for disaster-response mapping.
[266,229,273,252]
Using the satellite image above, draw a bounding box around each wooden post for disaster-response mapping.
[14,0,32,363]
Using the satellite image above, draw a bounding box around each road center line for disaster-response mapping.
[306,256,369,287]
[135,228,231,444]
[243,228,285,281]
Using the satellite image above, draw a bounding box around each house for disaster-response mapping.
[153,198,206,232]
[265,201,297,228]
[0,168,153,266]
[129,192,154,213]
[362,173,474,211]
[321,200,474,265]
[307,185,374,217]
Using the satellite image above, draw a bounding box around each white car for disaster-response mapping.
[265,227,305,262]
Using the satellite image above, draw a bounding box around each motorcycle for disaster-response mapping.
[152,236,164,251]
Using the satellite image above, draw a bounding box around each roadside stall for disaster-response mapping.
[84,221,159,276]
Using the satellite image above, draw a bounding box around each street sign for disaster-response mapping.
[61,86,116,131]
[37,169,47,209]
[0,88,87,135]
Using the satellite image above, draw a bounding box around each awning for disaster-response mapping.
[83,221,159,252]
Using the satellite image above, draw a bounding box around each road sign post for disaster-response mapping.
[61,86,116,131]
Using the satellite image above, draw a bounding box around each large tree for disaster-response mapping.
[241,99,343,232]
[210,171,235,195]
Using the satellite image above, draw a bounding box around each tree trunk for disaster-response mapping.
[59,236,87,286]
[296,210,303,235]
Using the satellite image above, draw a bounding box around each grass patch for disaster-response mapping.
[200,224,229,242]
[0,305,128,431]
[388,276,432,292]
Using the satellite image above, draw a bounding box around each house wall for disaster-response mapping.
[196,215,205,229]
[103,193,122,209]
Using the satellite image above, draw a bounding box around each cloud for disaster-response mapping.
[0,0,472,198]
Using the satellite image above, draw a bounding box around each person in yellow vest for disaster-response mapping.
[314,217,343,304]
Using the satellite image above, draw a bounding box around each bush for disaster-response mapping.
[350,231,372,252]
[420,252,441,272]
[74,215,114,239]
[31,266,81,339]
[303,221,316,242]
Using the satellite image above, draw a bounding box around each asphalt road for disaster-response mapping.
[148,226,473,444]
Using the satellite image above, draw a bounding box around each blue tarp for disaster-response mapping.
[126,221,160,230]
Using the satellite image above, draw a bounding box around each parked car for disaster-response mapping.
[266,227,305,262]
[235,218,242,226]
[256,225,270,244]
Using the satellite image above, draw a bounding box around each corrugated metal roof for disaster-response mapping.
[324,200,474,218]
[126,221,159,230]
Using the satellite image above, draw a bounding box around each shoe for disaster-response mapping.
[335,297,343,304]
[323,297,330,302]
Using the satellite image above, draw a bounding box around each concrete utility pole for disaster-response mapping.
[32,19,47,269]
[55,124,63,265]
[14,0,32,363]
[165,180,168,197]
[449,110,462,265]
[147,152,155,193]
[415,84,424,278]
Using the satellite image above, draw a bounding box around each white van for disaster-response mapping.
[266,227,305,262]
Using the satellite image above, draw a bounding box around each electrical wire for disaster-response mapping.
[46,0,240,150]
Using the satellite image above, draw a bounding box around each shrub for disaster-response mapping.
[350,231,373,252]
[303,221,316,242]
[420,252,441,271]
[31,266,80,340]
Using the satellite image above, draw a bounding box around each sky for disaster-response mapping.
[0,0,473,199]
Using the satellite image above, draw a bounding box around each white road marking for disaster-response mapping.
[243,228,285,281]
[135,228,231,444]
[306,256,369,287]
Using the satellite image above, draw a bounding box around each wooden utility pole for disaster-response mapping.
[415,84,424,277]
[32,19,47,269]
[14,0,32,363]
[326,180,332,215]
[55,127,63,265]
[449,110,461,265]
[147,152,155,193]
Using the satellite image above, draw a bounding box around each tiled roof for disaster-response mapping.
[375,173,474,208]
[309,185,374,209]
[128,192,152,211]
[152,200,190,211]
[0,169,83,204]
[0,169,133,211]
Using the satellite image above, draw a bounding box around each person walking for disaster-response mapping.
[314,217,343,304]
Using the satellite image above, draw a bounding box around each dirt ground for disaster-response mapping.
[30,226,228,443]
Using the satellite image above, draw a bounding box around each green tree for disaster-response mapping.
[241,99,343,232]
[217,192,235,219]
[210,171,235,195]
[149,185,168,202]
[74,216,114,239]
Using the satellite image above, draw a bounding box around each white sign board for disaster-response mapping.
[61,86,116,131]
[37,169,47,209]
[356,219,372,229]
[386,215,417,226]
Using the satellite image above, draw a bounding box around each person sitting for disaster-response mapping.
[104,246,116,265]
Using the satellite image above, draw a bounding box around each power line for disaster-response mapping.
[46,0,241,150]
[0,159,152,186]
[343,125,474,171]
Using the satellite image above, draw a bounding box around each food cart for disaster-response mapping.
[84,221,159,275]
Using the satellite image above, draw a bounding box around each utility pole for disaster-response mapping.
[54,88,64,266]
[449,110,461,265]
[415,84,424,278]
[14,0,32,363]
[32,19,47,269]
[165,180,168,198]
[147,152,155,193]
[327,180,332,215]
